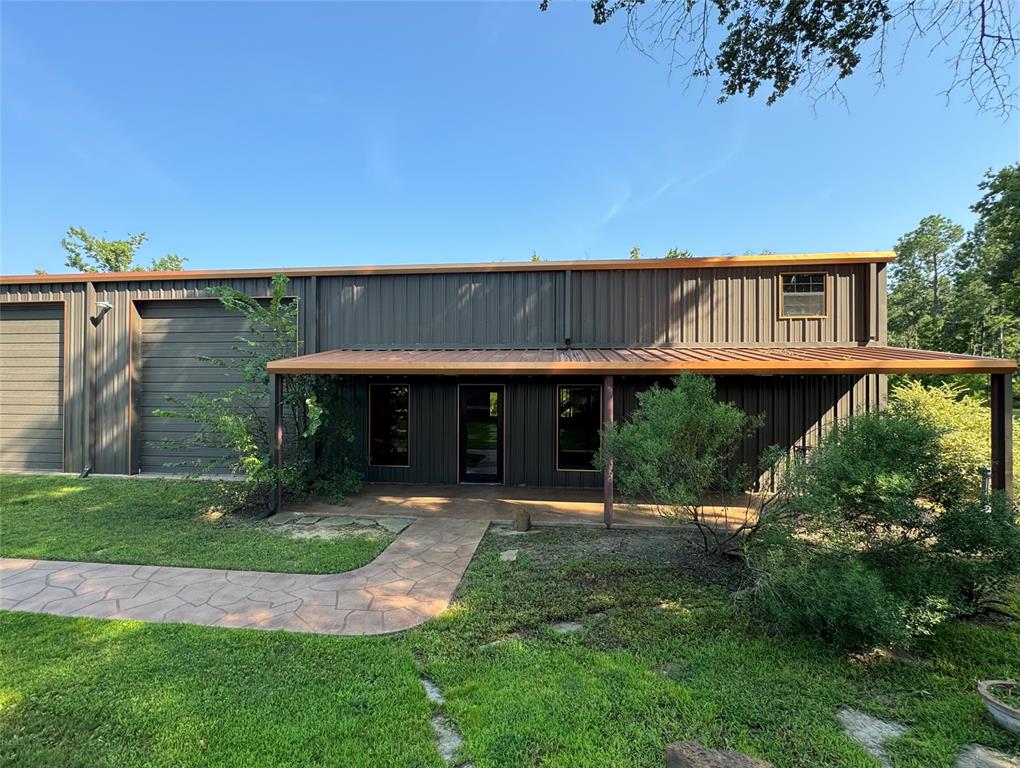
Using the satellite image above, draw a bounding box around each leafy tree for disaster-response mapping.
[888,215,964,349]
[971,164,1020,317]
[531,250,544,262]
[664,247,694,259]
[60,226,186,273]
[629,245,642,259]
[888,166,1019,399]
[542,0,1018,115]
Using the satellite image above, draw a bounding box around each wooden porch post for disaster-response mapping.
[990,373,1013,498]
[603,374,614,528]
[271,373,284,513]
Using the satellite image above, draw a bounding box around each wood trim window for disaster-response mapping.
[556,384,602,472]
[779,272,828,319]
[368,383,410,467]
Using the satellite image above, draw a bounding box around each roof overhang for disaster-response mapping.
[1,252,894,285]
[267,346,1017,376]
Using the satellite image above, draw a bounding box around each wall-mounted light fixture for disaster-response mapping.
[90,300,113,327]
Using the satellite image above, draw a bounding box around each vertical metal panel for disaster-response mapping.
[0,283,88,471]
[347,376,458,484]
[504,378,603,488]
[571,264,872,347]
[316,271,561,348]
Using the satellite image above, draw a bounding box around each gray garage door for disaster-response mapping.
[138,301,271,474]
[0,304,64,471]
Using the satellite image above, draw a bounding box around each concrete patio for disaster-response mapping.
[290,483,761,529]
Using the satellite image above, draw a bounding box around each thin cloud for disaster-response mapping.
[599,187,632,225]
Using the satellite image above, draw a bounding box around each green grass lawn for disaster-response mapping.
[2,484,1018,767]
[0,475,391,573]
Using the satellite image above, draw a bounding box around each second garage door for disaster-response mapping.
[138,301,272,474]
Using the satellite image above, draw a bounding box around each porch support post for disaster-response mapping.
[603,374,614,528]
[271,373,284,514]
[990,373,1013,498]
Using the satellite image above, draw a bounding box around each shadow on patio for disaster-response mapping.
[289,483,763,529]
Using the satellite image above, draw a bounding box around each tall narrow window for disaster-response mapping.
[557,385,602,471]
[780,273,827,318]
[369,384,410,466]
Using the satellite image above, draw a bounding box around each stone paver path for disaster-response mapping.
[0,517,487,635]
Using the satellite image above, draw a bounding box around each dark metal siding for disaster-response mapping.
[0,304,65,470]
[316,271,564,349]
[332,373,883,488]
[1,263,888,479]
[335,376,459,484]
[570,264,871,347]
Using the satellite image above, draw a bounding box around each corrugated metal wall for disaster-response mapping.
[570,265,872,346]
[1,263,887,478]
[316,271,565,348]
[326,373,884,488]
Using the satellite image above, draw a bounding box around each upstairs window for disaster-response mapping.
[369,383,410,466]
[780,273,827,318]
[557,385,602,471]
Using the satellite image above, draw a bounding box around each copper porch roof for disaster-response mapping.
[267,346,1016,376]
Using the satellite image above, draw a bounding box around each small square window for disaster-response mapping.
[780,273,827,318]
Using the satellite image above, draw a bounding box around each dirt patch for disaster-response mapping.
[267,525,393,543]
[487,524,744,589]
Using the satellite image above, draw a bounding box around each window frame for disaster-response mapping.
[555,383,603,473]
[367,382,411,468]
[778,271,829,320]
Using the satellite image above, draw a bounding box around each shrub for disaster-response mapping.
[746,554,908,649]
[596,373,763,553]
[744,410,1020,649]
[889,379,1019,497]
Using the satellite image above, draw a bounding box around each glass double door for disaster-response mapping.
[459,385,504,484]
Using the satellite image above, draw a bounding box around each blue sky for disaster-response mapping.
[2,2,1017,275]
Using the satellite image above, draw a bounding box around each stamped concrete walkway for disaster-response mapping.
[0,517,488,635]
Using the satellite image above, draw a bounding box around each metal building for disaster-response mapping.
[1,252,1013,516]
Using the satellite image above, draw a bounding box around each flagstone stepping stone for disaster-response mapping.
[666,740,772,767]
[315,516,357,527]
[421,677,445,704]
[267,512,303,525]
[291,515,321,525]
[957,744,1020,768]
[550,620,583,634]
[837,707,907,768]
[499,549,519,562]
[377,517,415,534]
[432,714,463,765]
